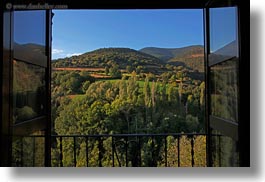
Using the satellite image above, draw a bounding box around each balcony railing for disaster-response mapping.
[12,133,209,167]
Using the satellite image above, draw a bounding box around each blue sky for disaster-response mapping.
[14,10,46,45]
[210,7,237,52]
[52,9,204,59]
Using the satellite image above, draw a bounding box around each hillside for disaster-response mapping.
[140,45,204,72]
[52,48,164,71]
[14,43,46,67]
[140,45,203,60]
[139,47,176,61]
[52,46,205,75]
[214,40,237,57]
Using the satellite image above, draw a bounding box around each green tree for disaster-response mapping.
[126,65,133,73]
[105,66,109,75]
[109,64,122,78]
[82,80,90,93]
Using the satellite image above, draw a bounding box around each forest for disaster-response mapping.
[49,46,206,166]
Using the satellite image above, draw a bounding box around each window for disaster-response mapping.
[14,10,47,67]
[11,10,49,167]
[13,10,48,124]
[210,59,238,122]
[13,60,46,123]
[209,7,238,65]
[208,6,240,167]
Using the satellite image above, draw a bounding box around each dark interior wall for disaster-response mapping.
[1,10,12,166]
[0,1,3,167]
[238,0,250,167]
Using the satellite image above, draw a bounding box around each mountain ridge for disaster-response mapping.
[52,45,205,73]
[52,47,165,74]
[139,45,204,61]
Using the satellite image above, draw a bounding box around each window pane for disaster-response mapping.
[14,10,47,67]
[210,58,238,122]
[209,7,238,64]
[211,130,239,167]
[12,131,45,167]
[13,60,46,123]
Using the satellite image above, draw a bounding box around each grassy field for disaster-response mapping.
[98,78,170,89]
[53,67,105,72]
[68,94,86,100]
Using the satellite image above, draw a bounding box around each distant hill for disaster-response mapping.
[139,47,176,61]
[213,40,238,57]
[140,45,204,72]
[209,40,238,64]
[139,45,203,61]
[14,43,46,67]
[52,45,205,75]
[52,48,164,72]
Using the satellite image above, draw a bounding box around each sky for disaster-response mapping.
[210,7,237,52]
[14,11,46,46]
[52,9,204,59]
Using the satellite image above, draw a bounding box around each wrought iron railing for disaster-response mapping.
[12,133,209,167]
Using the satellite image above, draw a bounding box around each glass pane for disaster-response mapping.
[210,58,238,122]
[14,10,47,66]
[12,131,45,167]
[13,60,46,123]
[211,130,239,167]
[209,7,238,64]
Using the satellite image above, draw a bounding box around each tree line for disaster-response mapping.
[51,71,205,166]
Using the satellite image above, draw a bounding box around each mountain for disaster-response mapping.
[139,47,176,61]
[209,40,238,64]
[52,45,205,75]
[52,48,164,71]
[140,45,204,72]
[213,40,238,57]
[14,42,47,67]
[139,45,203,61]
